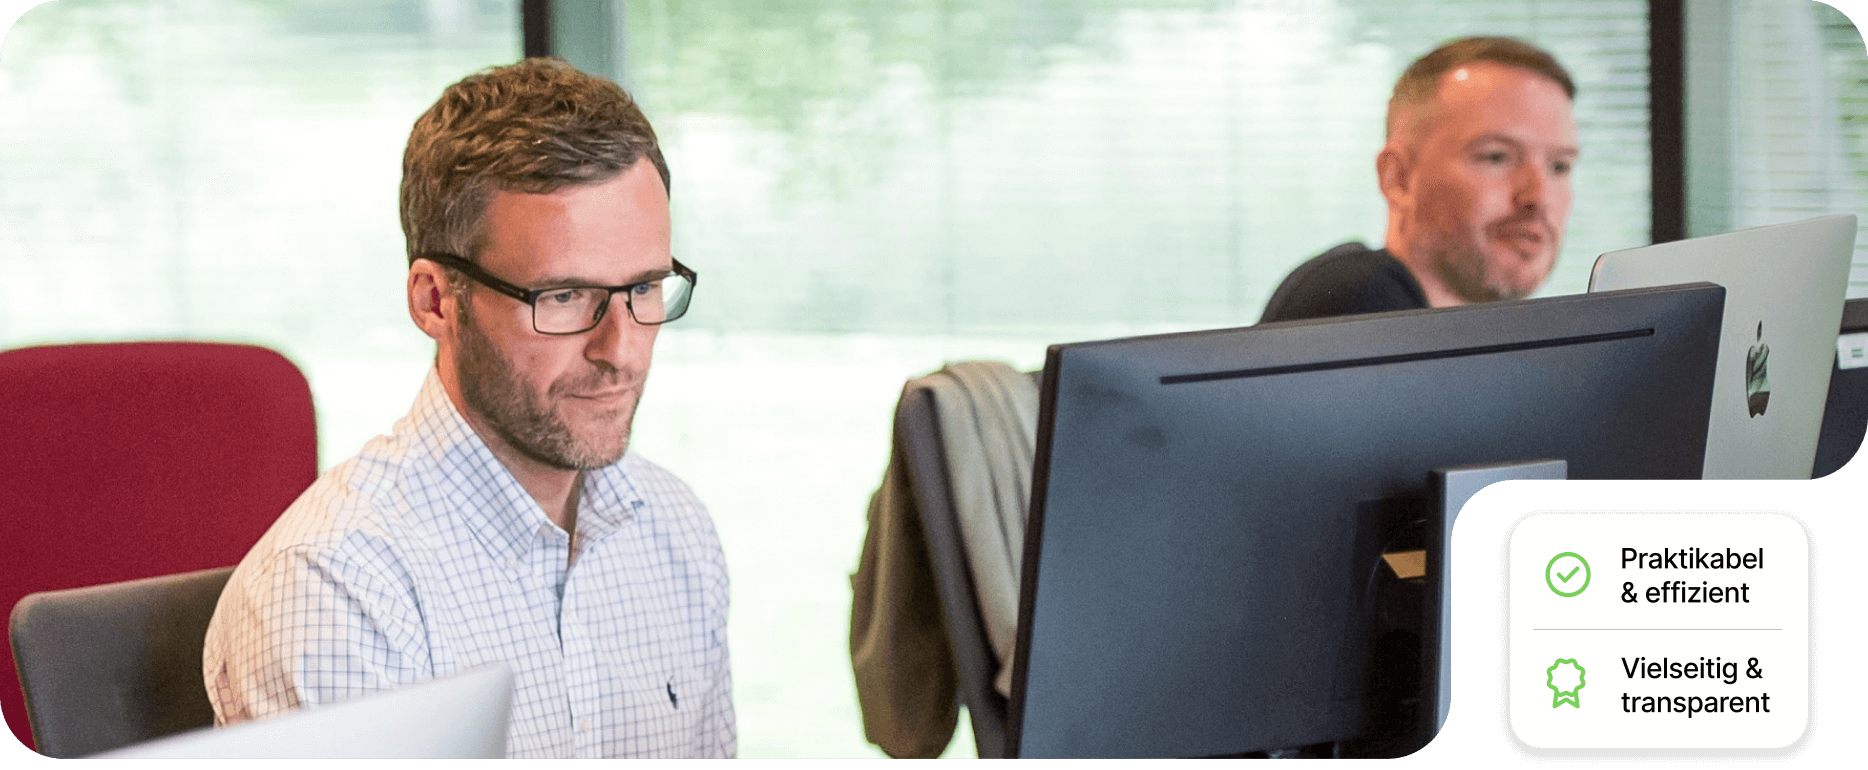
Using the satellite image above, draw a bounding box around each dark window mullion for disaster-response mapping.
[1650,0,1688,244]
[523,0,552,58]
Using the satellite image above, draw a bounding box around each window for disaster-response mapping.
[1,0,521,465]
[623,0,1651,340]
[1687,0,1868,297]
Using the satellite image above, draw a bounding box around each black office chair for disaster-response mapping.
[9,566,235,757]
[894,378,1036,758]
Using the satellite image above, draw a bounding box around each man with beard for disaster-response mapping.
[1259,37,1578,323]
[202,58,732,758]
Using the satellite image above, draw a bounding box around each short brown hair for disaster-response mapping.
[1386,36,1575,140]
[400,57,670,264]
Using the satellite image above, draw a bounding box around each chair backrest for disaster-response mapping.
[894,385,1010,757]
[0,342,317,752]
[9,567,236,758]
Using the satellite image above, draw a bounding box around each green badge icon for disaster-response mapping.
[1547,658,1586,708]
[1544,551,1590,597]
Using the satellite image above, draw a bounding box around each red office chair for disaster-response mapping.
[0,342,318,753]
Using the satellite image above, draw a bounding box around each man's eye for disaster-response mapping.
[631,280,663,297]
[543,289,588,305]
[1477,151,1511,165]
[1552,159,1574,176]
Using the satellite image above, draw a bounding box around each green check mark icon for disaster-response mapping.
[1545,552,1590,598]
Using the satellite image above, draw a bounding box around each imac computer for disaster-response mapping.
[1006,283,1725,758]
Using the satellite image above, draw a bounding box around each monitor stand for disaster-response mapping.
[1421,460,1567,751]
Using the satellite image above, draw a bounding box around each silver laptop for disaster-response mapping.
[98,664,513,758]
[1589,214,1857,479]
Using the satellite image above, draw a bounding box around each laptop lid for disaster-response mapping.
[97,664,513,758]
[1588,214,1856,479]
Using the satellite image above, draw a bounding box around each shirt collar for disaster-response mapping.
[404,366,645,560]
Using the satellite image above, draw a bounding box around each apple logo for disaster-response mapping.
[1745,320,1770,418]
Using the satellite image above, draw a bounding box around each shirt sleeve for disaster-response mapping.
[704,513,737,759]
[204,536,431,725]
[705,633,737,758]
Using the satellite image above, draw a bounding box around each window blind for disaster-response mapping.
[1688,0,1868,298]
[621,0,1651,336]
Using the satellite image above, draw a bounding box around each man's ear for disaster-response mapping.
[408,260,455,342]
[1376,142,1413,211]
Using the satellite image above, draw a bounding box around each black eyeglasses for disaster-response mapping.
[418,252,697,334]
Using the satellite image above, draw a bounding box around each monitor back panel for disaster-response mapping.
[1010,285,1724,758]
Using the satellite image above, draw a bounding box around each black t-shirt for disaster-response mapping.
[1258,242,1429,324]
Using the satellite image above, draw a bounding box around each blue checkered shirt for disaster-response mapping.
[203,368,734,758]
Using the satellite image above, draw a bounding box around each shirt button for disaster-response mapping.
[579,719,590,733]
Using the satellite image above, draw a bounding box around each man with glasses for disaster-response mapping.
[203,58,732,758]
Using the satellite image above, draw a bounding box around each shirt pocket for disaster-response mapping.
[610,665,716,756]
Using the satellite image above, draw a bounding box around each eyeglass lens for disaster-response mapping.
[532,274,693,333]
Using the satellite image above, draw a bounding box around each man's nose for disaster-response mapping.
[1513,163,1550,212]
[1501,159,1561,213]
[584,294,654,370]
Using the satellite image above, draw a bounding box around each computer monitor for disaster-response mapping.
[1007,283,1725,759]
[1813,297,1868,478]
[97,664,513,758]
